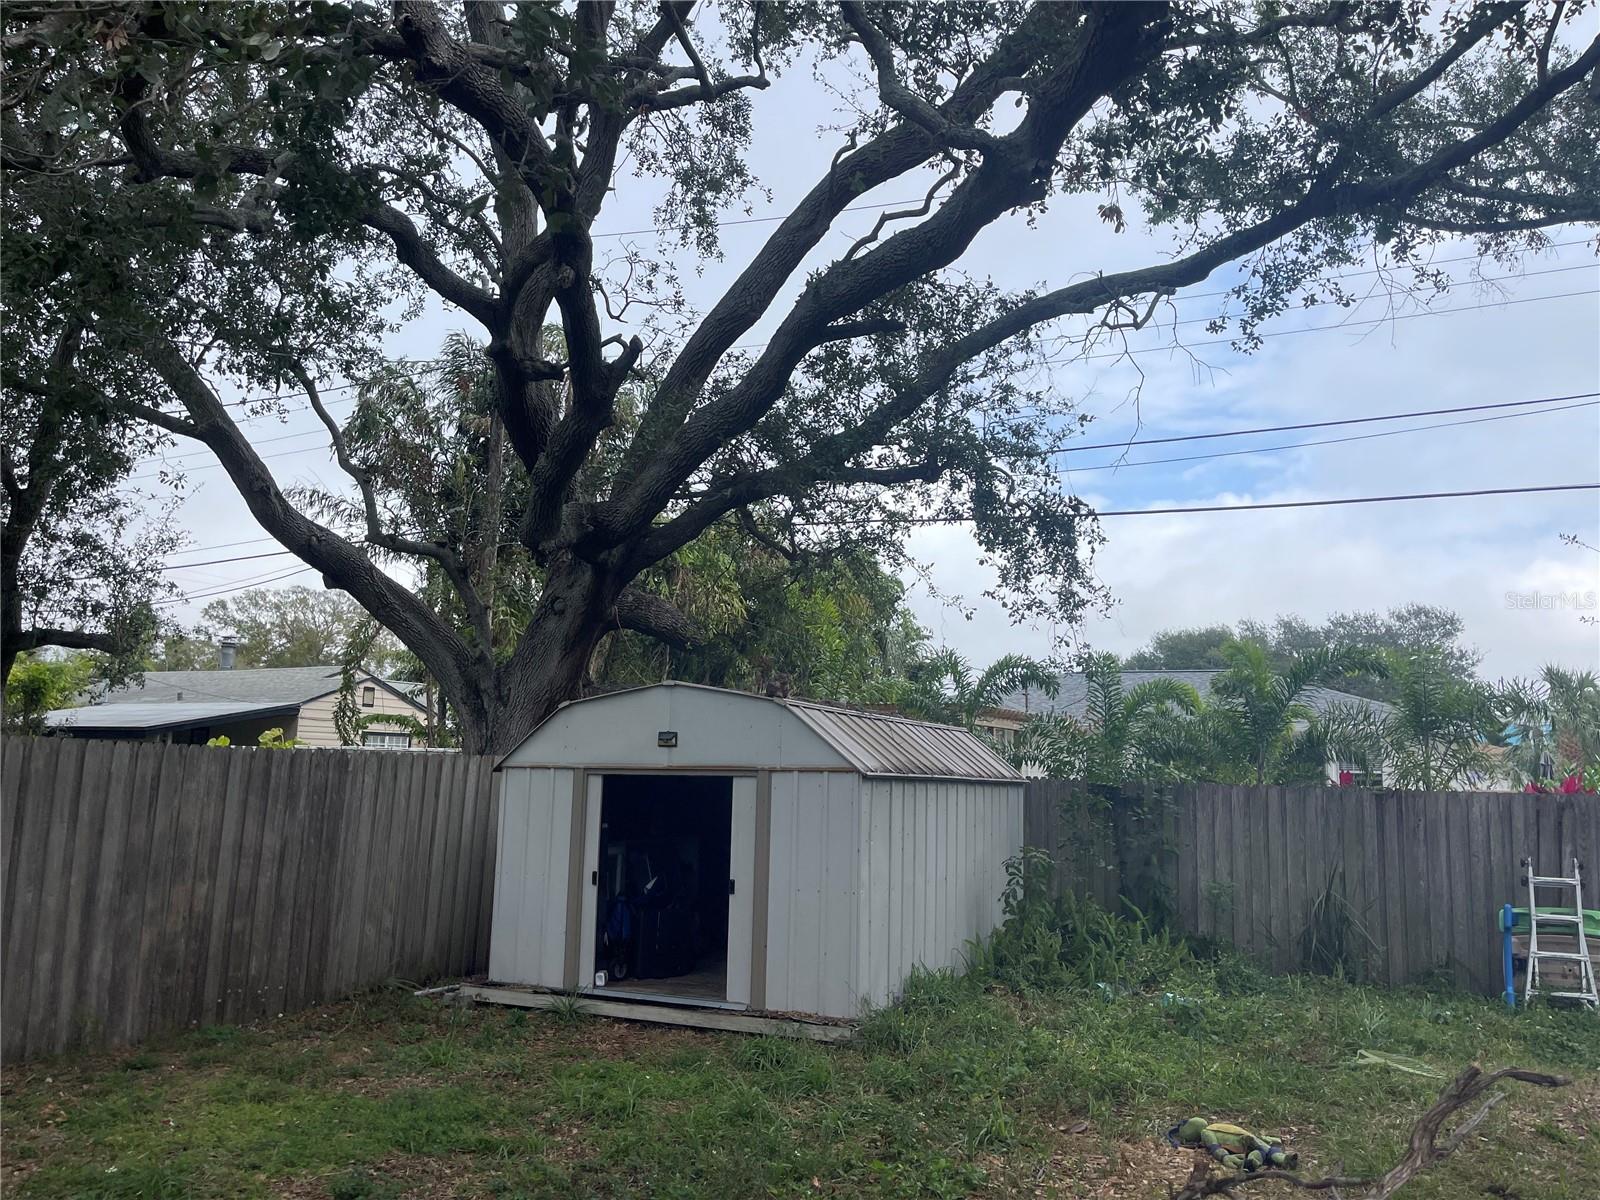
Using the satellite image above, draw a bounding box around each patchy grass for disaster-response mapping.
[2,970,1596,1199]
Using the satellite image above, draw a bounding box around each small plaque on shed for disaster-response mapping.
[657,730,678,747]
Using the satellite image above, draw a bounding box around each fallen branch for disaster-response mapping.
[1168,1065,1569,1200]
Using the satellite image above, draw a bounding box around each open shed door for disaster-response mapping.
[725,775,757,1006]
[577,773,603,989]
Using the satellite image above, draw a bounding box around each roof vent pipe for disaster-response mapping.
[219,637,237,671]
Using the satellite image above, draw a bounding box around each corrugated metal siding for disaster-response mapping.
[763,771,862,1018]
[856,778,1024,1008]
[488,767,574,988]
[783,699,1021,782]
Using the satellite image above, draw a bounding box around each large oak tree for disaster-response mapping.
[4,1,1596,752]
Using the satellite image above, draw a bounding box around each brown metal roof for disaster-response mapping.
[780,697,1022,783]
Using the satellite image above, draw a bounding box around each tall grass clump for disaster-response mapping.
[976,848,1192,994]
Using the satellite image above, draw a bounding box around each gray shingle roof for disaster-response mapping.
[85,666,426,711]
[999,670,1394,722]
[96,665,348,706]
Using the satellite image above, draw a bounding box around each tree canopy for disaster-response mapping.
[1121,605,1482,702]
[154,584,405,672]
[5,1,1597,751]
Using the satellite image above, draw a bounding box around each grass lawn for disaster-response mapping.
[2,964,1596,1200]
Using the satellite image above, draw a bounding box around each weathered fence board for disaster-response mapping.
[1023,780,1599,995]
[1,737,498,1062]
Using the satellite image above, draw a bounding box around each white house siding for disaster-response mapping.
[855,778,1024,1009]
[294,679,425,748]
[488,766,576,988]
[763,770,862,1019]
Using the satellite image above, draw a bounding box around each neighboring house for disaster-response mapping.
[44,663,431,749]
[976,669,1396,785]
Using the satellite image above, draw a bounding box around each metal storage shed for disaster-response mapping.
[488,683,1025,1019]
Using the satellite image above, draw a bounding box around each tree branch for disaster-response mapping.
[610,587,701,650]
[134,336,479,709]
[294,363,496,659]
[840,1,1005,153]
[605,3,1164,545]
[5,627,125,656]
[1169,1064,1569,1200]
[613,2,1065,491]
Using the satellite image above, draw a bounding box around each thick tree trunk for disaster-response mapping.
[451,556,622,756]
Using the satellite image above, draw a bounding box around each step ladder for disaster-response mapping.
[1520,856,1598,1008]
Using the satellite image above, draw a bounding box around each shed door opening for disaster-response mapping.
[591,775,734,1002]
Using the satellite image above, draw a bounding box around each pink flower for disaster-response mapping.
[1559,774,1582,794]
[1525,782,1542,793]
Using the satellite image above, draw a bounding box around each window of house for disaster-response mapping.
[361,685,376,708]
[362,731,412,750]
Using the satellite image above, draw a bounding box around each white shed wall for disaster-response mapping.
[488,766,576,988]
[763,770,863,1019]
[855,778,1024,1009]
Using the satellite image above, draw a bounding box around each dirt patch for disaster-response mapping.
[539,1016,712,1060]
[273,1152,477,1199]
[1005,1132,1200,1198]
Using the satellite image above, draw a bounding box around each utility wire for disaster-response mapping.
[156,564,316,606]
[1031,286,1598,372]
[154,549,298,573]
[1093,483,1599,517]
[723,261,1595,353]
[137,246,1595,420]
[1056,390,1600,454]
[1056,399,1598,475]
[162,535,281,557]
[126,288,1600,484]
[816,484,1599,526]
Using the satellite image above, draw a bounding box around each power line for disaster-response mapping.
[156,564,316,606]
[1029,286,1598,372]
[134,243,1594,424]
[722,261,1594,353]
[126,288,1599,485]
[822,483,1598,526]
[1056,399,1599,475]
[1093,483,1599,518]
[138,390,1598,555]
[156,549,299,573]
[149,479,1595,598]
[1055,390,1600,454]
[163,535,281,557]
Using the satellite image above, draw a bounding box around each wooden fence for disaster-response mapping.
[2,737,498,1062]
[1024,780,1600,996]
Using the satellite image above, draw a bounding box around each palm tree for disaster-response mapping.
[1078,653,1204,782]
[1208,640,1387,784]
[897,649,1058,731]
[1004,654,1203,781]
[1498,665,1600,786]
[1323,651,1497,790]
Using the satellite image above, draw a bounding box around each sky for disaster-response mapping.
[140,31,1600,683]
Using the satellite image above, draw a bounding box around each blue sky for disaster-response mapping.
[142,39,1600,681]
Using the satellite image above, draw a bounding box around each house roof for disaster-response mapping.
[998,670,1395,723]
[44,700,302,732]
[88,665,424,710]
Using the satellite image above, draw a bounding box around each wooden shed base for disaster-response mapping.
[454,984,855,1042]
